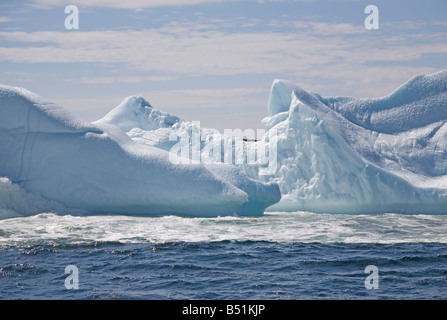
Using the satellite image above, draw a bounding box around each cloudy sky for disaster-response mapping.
[1,0,446,131]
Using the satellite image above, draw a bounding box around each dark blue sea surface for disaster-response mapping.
[1,212,447,300]
[1,241,446,300]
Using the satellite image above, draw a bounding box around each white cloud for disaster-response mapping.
[0,16,12,23]
[29,0,319,9]
[145,87,268,104]
[29,0,242,9]
[1,16,446,104]
[0,25,446,79]
[292,21,367,35]
[70,75,176,84]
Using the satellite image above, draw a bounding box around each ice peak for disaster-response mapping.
[119,95,153,111]
[95,94,181,132]
[268,79,301,116]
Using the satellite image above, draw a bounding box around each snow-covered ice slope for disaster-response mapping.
[0,85,260,217]
[98,71,447,214]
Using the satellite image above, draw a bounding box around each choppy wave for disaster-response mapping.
[1,211,447,248]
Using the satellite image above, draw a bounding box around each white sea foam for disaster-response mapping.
[1,212,447,247]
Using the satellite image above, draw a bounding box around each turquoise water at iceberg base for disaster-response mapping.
[1,211,447,300]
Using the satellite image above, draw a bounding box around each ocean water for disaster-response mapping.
[1,211,447,300]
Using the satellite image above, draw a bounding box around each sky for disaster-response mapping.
[0,0,446,132]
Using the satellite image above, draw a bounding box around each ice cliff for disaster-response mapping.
[261,71,447,213]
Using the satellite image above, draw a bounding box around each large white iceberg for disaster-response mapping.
[0,85,281,217]
[1,70,447,217]
[97,71,447,214]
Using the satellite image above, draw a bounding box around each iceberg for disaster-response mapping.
[0,85,281,217]
[97,71,447,214]
[2,70,446,217]
[95,96,281,216]
[260,71,447,214]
